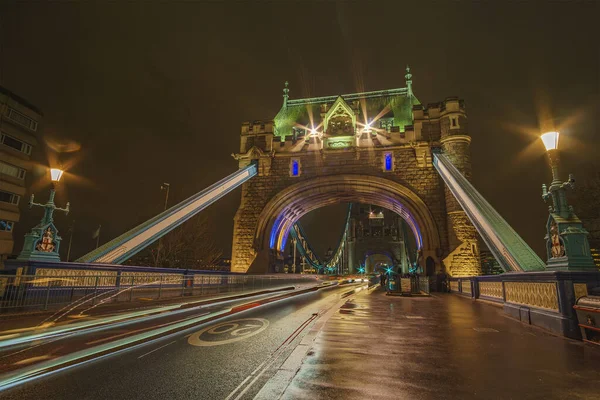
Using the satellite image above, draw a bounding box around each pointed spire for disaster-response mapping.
[282,81,289,108]
[405,65,413,97]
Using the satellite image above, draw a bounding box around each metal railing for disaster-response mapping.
[387,275,429,295]
[0,274,320,313]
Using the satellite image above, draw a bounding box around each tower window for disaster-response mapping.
[450,116,459,128]
[290,159,300,177]
[384,152,393,172]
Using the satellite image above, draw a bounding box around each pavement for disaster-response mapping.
[277,289,600,400]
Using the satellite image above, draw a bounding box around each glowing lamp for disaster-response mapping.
[541,131,560,151]
[50,168,64,182]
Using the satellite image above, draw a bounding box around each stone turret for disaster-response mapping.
[439,97,482,276]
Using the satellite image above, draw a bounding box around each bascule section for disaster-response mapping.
[231,68,481,276]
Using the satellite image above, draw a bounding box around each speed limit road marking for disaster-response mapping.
[188,318,269,347]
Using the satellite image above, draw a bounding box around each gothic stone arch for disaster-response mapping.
[231,85,481,276]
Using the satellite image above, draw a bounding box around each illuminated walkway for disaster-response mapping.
[278,290,600,400]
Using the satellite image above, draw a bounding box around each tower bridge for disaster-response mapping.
[230,68,543,276]
[5,71,599,352]
[67,68,554,278]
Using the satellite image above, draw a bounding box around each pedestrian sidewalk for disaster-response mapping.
[277,289,600,400]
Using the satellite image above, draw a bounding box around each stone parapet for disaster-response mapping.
[448,271,600,339]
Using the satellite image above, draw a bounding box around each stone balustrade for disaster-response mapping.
[448,271,600,339]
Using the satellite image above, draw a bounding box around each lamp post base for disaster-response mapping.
[546,256,597,272]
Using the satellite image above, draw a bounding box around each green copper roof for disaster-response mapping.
[273,86,420,137]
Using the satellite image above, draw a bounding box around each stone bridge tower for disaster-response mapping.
[231,68,481,276]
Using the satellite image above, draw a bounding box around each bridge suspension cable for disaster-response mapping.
[290,204,353,273]
[433,151,545,272]
[77,163,258,265]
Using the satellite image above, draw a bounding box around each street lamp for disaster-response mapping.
[50,168,64,183]
[540,132,595,270]
[161,182,170,211]
[17,168,71,262]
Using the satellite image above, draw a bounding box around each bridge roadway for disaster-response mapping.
[0,282,362,400]
[2,283,600,399]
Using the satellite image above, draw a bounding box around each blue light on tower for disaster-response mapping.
[291,160,299,176]
[384,153,392,171]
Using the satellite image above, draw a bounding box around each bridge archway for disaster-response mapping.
[244,174,441,273]
[364,252,395,274]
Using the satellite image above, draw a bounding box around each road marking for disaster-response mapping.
[86,314,206,345]
[137,341,176,359]
[225,313,320,400]
[188,318,269,347]
[473,327,499,333]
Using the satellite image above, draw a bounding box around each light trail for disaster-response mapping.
[0,308,233,392]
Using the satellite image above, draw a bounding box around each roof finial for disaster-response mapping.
[282,81,289,108]
[405,65,413,97]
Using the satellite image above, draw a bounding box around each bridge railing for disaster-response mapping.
[0,273,321,313]
[447,271,600,339]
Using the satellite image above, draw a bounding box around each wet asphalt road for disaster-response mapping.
[282,290,600,400]
[1,283,359,400]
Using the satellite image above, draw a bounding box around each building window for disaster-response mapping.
[0,132,32,155]
[0,190,20,205]
[384,152,393,172]
[450,116,459,128]
[290,159,300,177]
[0,161,26,179]
[0,220,14,232]
[7,108,38,131]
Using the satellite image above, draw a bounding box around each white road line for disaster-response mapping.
[137,341,176,359]
[224,314,319,400]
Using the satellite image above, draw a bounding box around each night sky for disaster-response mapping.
[1,2,598,261]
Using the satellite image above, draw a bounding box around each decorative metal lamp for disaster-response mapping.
[541,132,595,270]
[17,168,70,262]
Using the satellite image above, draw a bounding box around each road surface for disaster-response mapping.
[0,282,363,400]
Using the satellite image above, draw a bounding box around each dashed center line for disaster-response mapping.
[138,341,176,359]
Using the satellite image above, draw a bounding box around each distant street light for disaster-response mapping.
[17,168,70,262]
[540,131,595,270]
[161,182,170,211]
[156,183,171,266]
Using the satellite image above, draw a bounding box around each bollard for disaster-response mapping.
[129,276,134,302]
[158,275,163,299]
[44,280,51,310]
[92,276,99,305]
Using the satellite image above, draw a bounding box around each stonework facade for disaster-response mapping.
[231,72,480,276]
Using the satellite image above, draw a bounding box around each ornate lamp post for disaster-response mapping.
[540,132,595,270]
[17,168,70,262]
